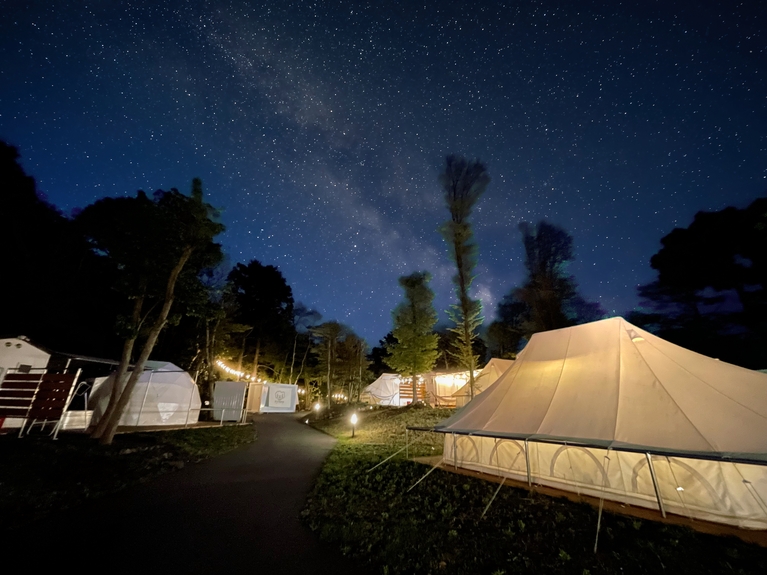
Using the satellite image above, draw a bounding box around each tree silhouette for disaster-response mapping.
[78,179,224,444]
[439,155,489,399]
[631,197,767,368]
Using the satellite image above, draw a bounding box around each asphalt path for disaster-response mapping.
[15,414,359,574]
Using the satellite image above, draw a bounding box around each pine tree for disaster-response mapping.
[439,155,489,399]
[386,272,439,403]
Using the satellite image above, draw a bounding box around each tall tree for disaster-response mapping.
[368,332,396,378]
[386,272,439,402]
[491,221,604,345]
[439,155,489,399]
[515,221,577,333]
[227,260,294,381]
[336,333,369,403]
[312,321,347,407]
[288,303,322,385]
[77,179,224,444]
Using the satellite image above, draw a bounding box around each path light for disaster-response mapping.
[351,412,358,438]
[314,402,321,412]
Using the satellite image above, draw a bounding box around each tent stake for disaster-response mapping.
[407,457,443,492]
[646,453,666,519]
[480,476,506,519]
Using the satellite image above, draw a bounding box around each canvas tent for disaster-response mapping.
[452,358,514,408]
[436,317,767,529]
[89,362,200,426]
[361,374,402,406]
[362,371,476,407]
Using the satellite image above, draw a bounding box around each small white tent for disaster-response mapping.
[89,363,201,426]
[437,317,767,529]
[453,358,514,408]
[361,374,402,406]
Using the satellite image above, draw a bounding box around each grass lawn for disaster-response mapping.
[304,405,767,575]
[0,424,256,529]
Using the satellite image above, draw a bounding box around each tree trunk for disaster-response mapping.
[91,289,145,439]
[326,343,333,409]
[295,344,309,385]
[289,333,298,384]
[250,338,261,381]
[99,247,193,445]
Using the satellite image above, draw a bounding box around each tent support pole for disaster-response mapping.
[646,453,666,519]
[481,476,506,520]
[407,457,443,492]
[593,448,612,554]
[524,439,532,487]
[137,371,153,426]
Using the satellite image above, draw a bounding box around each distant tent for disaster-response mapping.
[361,374,401,406]
[89,362,201,427]
[436,317,767,529]
[362,370,477,407]
[452,358,514,408]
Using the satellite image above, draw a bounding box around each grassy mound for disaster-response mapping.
[0,424,256,529]
[304,407,767,575]
[310,404,452,455]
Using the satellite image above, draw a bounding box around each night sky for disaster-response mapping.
[2,1,765,345]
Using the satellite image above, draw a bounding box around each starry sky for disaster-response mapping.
[1,0,765,345]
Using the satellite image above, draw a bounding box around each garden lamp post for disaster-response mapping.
[351,412,358,438]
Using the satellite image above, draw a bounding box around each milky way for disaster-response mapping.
[1,0,765,344]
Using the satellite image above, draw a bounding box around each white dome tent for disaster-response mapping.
[89,362,201,427]
[435,317,767,530]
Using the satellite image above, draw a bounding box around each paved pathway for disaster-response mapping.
[16,414,359,574]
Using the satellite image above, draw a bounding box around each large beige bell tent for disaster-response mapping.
[436,317,767,529]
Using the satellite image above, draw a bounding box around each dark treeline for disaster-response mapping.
[0,142,372,418]
[628,197,767,369]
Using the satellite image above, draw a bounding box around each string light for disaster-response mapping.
[215,359,256,381]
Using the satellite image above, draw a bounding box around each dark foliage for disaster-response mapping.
[487,221,604,355]
[631,197,767,368]
[304,445,767,575]
[0,141,122,357]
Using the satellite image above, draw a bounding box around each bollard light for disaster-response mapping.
[350,412,358,437]
[314,402,321,412]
